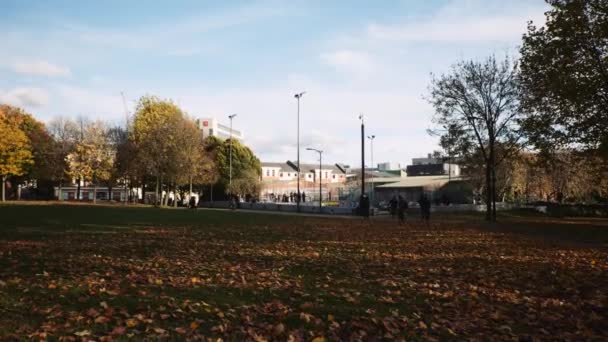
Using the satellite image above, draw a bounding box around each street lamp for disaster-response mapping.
[228,114,237,197]
[367,134,375,205]
[306,147,323,213]
[294,91,306,211]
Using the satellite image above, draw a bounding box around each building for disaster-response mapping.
[54,186,131,201]
[196,117,244,141]
[260,161,348,202]
[377,162,402,171]
[372,154,469,204]
[407,153,460,177]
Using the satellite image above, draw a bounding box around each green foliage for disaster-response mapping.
[520,0,608,152]
[210,136,261,196]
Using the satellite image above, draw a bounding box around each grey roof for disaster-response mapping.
[376,175,464,189]
[261,162,293,172]
[263,161,346,174]
[292,161,345,174]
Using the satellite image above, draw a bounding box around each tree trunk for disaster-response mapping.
[155,175,160,207]
[93,184,97,204]
[77,177,81,200]
[189,176,193,196]
[487,132,497,222]
[141,176,146,204]
[485,159,492,222]
[173,182,178,208]
[492,166,497,221]
[58,180,63,201]
[1,175,6,202]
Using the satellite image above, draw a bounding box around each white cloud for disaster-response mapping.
[12,60,71,77]
[320,50,375,76]
[0,87,49,107]
[366,1,546,44]
[53,85,124,123]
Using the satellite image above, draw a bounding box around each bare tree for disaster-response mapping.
[428,55,521,222]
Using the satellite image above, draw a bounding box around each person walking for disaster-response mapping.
[398,194,408,224]
[418,194,431,223]
[389,195,398,220]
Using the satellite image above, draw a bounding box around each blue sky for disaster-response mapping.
[1,0,549,166]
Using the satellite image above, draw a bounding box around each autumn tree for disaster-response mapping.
[131,95,185,206]
[48,117,79,200]
[0,107,33,201]
[428,56,521,222]
[66,121,114,203]
[520,0,608,153]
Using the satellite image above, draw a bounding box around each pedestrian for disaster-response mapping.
[189,196,196,210]
[389,195,398,219]
[418,194,431,223]
[398,194,408,224]
[302,192,306,203]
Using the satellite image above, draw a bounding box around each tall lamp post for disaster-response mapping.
[294,91,306,212]
[367,134,375,205]
[228,114,238,197]
[306,148,323,213]
[358,114,368,217]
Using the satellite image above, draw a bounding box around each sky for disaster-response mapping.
[0,0,549,167]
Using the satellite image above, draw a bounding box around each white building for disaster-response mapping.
[377,162,402,171]
[196,117,244,141]
[260,162,348,201]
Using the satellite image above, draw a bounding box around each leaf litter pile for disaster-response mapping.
[0,217,606,340]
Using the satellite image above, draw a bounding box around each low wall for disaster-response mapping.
[430,202,516,213]
[199,201,355,215]
[199,201,522,215]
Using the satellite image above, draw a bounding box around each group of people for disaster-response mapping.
[388,194,431,224]
[268,192,306,203]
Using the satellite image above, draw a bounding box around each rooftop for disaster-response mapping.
[376,175,464,189]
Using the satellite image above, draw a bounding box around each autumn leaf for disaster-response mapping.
[74,330,91,337]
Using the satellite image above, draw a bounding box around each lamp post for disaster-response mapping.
[228,114,238,197]
[294,92,305,212]
[358,114,368,217]
[306,148,323,213]
[367,134,375,205]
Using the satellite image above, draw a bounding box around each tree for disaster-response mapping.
[1,105,54,199]
[0,107,33,201]
[428,55,521,222]
[201,136,261,200]
[520,0,608,152]
[66,121,114,203]
[48,117,79,200]
[131,95,184,206]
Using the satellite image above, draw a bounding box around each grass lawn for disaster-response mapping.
[0,203,606,340]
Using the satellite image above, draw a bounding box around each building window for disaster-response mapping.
[266,170,270,177]
[324,172,328,179]
[272,170,275,177]
[332,174,336,179]
[288,173,291,177]
[280,173,283,177]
